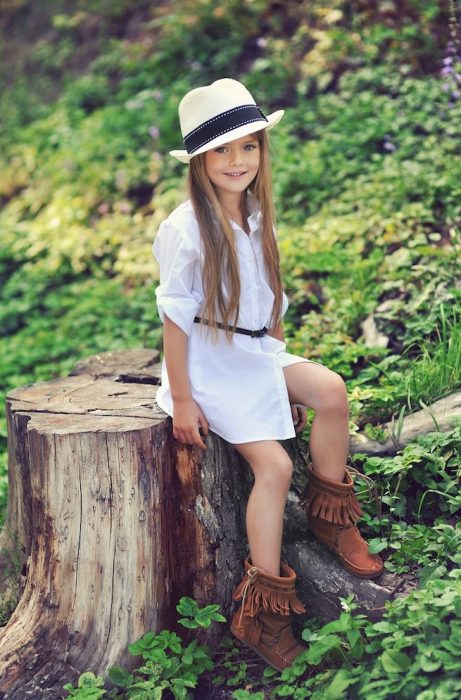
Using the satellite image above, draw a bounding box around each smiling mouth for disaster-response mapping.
[225,171,247,177]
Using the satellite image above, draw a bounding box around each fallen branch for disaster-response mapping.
[350,392,461,455]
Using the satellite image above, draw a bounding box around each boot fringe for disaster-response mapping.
[300,481,363,525]
[233,572,305,616]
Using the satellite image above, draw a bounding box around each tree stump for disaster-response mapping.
[0,349,395,698]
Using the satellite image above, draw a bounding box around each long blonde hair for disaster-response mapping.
[187,130,283,340]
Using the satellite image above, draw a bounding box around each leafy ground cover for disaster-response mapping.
[1,0,460,696]
[62,577,461,699]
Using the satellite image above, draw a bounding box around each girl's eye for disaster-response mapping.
[214,146,227,153]
[244,144,257,151]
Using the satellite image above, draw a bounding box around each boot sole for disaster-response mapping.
[340,562,384,579]
[309,528,384,579]
[326,550,384,579]
[334,549,384,578]
[230,624,292,672]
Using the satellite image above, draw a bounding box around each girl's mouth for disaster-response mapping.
[225,171,247,178]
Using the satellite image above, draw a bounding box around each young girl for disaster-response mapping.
[152,78,383,671]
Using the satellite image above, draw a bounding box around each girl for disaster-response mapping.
[152,78,383,671]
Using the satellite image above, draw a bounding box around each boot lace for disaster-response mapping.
[347,465,382,519]
[238,566,258,626]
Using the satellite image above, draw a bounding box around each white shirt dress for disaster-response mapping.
[152,197,311,444]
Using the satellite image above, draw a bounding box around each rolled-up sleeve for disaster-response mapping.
[152,220,202,336]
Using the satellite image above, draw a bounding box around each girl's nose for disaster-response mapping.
[230,150,244,165]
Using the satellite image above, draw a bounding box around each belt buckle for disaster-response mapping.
[251,327,267,338]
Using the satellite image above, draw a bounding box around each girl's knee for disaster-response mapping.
[258,454,293,489]
[321,371,349,414]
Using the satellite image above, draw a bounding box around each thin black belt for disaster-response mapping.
[194,316,268,338]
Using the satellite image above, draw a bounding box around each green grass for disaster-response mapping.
[405,305,461,412]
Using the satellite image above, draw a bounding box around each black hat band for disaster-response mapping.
[183,104,268,154]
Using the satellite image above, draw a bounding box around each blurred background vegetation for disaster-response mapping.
[1,0,460,695]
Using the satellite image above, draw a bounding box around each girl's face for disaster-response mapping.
[204,133,260,200]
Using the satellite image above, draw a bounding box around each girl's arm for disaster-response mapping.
[163,315,209,449]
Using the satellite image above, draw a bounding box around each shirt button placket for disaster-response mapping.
[247,234,260,330]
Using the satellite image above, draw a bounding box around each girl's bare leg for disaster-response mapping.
[232,440,293,576]
[283,362,349,482]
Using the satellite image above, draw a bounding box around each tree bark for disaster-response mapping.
[0,349,395,698]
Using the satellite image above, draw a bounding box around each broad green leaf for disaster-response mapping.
[368,538,388,554]
[346,629,361,647]
[182,651,193,665]
[319,614,352,635]
[306,635,342,665]
[322,668,357,699]
[78,673,97,688]
[176,597,198,616]
[195,613,212,628]
[419,655,442,673]
[381,649,411,673]
[350,636,365,661]
[108,665,134,687]
[368,621,395,635]
[178,618,197,629]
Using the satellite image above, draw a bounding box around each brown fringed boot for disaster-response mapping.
[230,558,306,671]
[300,463,384,578]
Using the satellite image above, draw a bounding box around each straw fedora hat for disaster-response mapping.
[169,78,284,163]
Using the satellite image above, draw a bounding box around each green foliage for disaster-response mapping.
[405,305,461,411]
[371,521,461,580]
[63,597,225,699]
[262,576,461,699]
[232,691,265,700]
[113,633,212,698]
[284,232,460,428]
[274,71,460,225]
[211,639,251,689]
[176,596,226,629]
[62,580,461,699]
[63,673,106,699]
[356,571,461,699]
[355,426,461,528]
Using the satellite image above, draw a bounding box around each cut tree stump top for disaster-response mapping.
[7,349,164,430]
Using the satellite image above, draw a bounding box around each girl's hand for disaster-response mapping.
[172,397,209,449]
[291,403,307,433]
